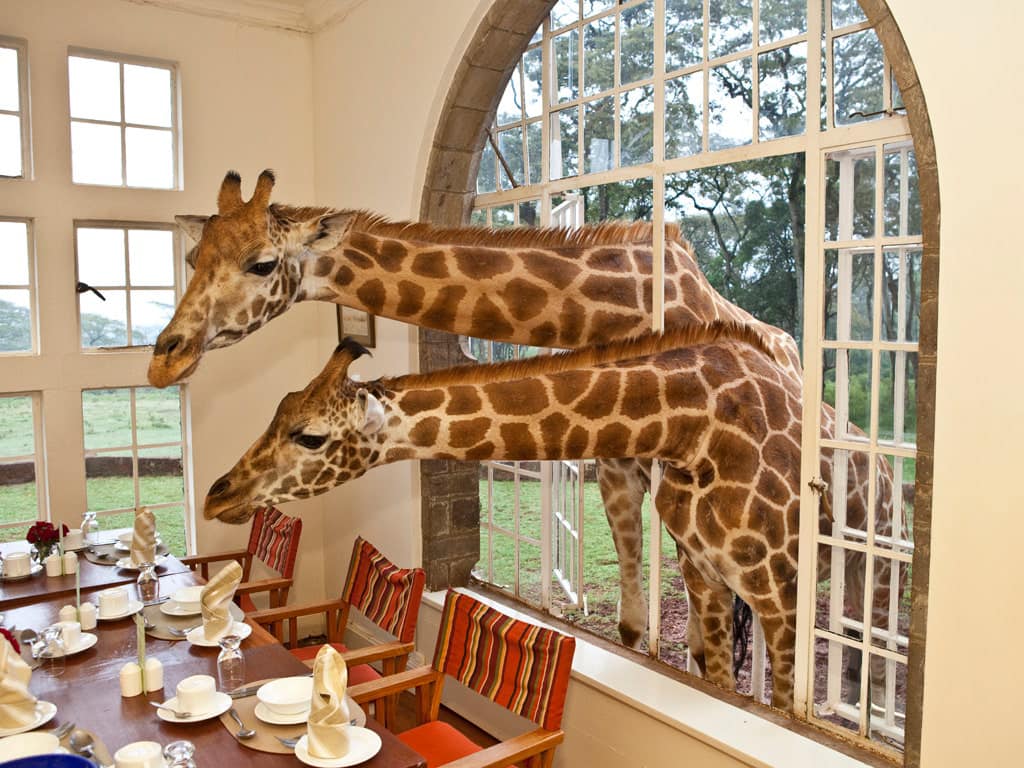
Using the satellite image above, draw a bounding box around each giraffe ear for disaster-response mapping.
[305,212,357,254]
[356,390,386,435]
[175,215,208,243]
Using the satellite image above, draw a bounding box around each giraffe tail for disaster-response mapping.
[732,595,753,679]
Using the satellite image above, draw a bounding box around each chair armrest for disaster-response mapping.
[349,665,440,704]
[247,598,344,625]
[341,641,414,668]
[181,549,249,567]
[441,729,564,768]
[236,577,293,596]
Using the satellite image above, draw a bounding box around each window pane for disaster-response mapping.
[497,126,525,189]
[136,386,182,445]
[0,290,31,352]
[86,450,135,511]
[584,15,615,96]
[822,348,872,439]
[834,29,884,126]
[709,57,752,150]
[523,48,543,118]
[123,64,172,127]
[78,227,126,286]
[878,351,917,446]
[477,140,496,194]
[554,29,579,103]
[620,0,655,85]
[0,47,19,111]
[492,204,515,229]
[551,107,578,179]
[582,0,614,17]
[0,395,35,456]
[518,199,539,227]
[583,177,652,222]
[0,113,22,177]
[0,221,29,285]
[760,0,806,43]
[138,445,183,505]
[758,43,807,140]
[130,290,175,345]
[496,64,522,126]
[666,0,703,71]
[551,0,579,29]
[584,96,614,173]
[831,0,867,28]
[83,389,132,451]
[823,248,874,342]
[125,127,173,188]
[883,146,920,237]
[620,85,654,167]
[81,289,128,348]
[469,208,487,226]
[881,248,920,343]
[709,0,753,59]
[127,229,175,286]
[526,121,542,184]
[71,121,123,185]
[68,56,121,122]
[665,72,703,159]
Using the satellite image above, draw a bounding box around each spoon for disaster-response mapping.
[69,729,99,766]
[227,708,256,740]
[167,624,202,637]
[149,702,193,718]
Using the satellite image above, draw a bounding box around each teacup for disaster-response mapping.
[59,620,82,649]
[113,741,164,768]
[176,674,216,714]
[4,552,30,577]
[0,731,61,761]
[64,528,84,549]
[171,585,203,613]
[98,586,130,617]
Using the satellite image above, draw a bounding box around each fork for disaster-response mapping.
[276,736,300,749]
[149,702,193,718]
[166,624,202,637]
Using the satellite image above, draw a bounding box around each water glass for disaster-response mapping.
[162,740,197,768]
[39,625,65,677]
[81,511,100,545]
[216,634,245,693]
[136,563,159,603]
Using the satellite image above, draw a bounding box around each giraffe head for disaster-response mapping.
[203,338,387,523]
[147,170,357,388]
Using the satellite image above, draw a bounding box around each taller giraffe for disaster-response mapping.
[203,326,824,711]
[149,171,894,662]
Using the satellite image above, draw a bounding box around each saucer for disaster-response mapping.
[155,692,232,724]
[115,555,167,570]
[253,701,309,725]
[294,729,382,768]
[41,633,98,658]
[0,701,57,737]
[0,564,43,582]
[159,600,201,617]
[186,621,253,647]
[97,600,144,621]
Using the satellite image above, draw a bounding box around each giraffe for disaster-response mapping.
[151,172,900,697]
[204,325,835,711]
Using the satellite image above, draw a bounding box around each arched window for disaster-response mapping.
[422,0,936,760]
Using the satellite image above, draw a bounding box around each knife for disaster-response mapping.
[227,683,265,699]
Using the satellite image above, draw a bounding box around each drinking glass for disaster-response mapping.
[136,563,159,602]
[216,634,245,693]
[163,740,197,768]
[81,511,100,545]
[40,625,65,677]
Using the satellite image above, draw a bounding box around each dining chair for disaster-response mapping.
[350,589,577,768]
[248,536,426,724]
[181,506,302,611]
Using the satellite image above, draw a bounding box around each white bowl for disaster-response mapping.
[117,531,134,545]
[171,585,203,612]
[257,676,313,716]
[0,731,60,760]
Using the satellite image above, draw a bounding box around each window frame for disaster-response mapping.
[66,47,181,190]
[0,35,31,181]
[0,216,38,355]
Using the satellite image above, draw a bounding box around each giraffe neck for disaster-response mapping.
[299,219,758,349]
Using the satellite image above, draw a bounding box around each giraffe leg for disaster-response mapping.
[760,610,798,711]
[596,458,650,649]
[680,559,735,692]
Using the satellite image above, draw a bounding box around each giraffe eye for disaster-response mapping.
[246,260,278,276]
[294,434,327,450]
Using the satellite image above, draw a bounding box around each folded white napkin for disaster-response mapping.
[200,561,243,641]
[130,507,157,567]
[0,636,37,729]
[307,645,351,759]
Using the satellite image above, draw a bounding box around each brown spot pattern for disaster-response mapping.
[574,371,620,420]
[620,370,661,419]
[448,417,491,448]
[398,389,444,415]
[483,379,548,415]
[500,423,536,458]
[446,386,482,415]
[471,296,515,339]
[356,279,386,314]
[422,285,467,330]
[454,247,512,279]
[580,275,639,309]
[409,417,440,447]
[502,278,548,321]
[411,251,449,278]
[397,281,425,316]
[521,250,579,289]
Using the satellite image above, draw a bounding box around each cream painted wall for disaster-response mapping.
[0,0,328,606]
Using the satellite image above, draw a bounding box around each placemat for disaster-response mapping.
[143,602,244,641]
[59,726,114,766]
[217,682,365,755]
[83,542,170,566]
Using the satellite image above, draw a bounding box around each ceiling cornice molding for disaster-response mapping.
[123,0,367,33]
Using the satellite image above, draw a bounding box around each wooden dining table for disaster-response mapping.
[0,568,427,768]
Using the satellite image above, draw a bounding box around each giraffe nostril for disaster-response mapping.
[209,476,231,497]
[157,334,184,357]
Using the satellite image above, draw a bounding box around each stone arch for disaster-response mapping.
[418,3,938,763]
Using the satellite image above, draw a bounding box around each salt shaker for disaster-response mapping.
[79,602,97,630]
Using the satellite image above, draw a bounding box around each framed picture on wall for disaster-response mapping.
[337,306,376,348]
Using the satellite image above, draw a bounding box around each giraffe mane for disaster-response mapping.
[381,321,775,390]
[270,205,690,250]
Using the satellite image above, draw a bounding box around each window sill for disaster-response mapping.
[422,589,879,768]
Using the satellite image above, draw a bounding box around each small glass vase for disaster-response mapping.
[137,562,159,602]
[30,543,56,565]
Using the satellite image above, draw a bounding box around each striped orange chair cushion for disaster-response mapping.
[433,590,576,732]
[343,537,425,644]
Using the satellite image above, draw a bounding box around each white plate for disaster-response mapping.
[186,621,252,647]
[97,600,144,621]
[0,701,57,737]
[294,729,382,768]
[155,692,232,724]
[159,600,201,617]
[253,701,310,725]
[0,563,43,582]
[42,632,98,658]
[113,538,162,553]
[115,555,167,570]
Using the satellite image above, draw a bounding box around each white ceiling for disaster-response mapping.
[128,0,368,33]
